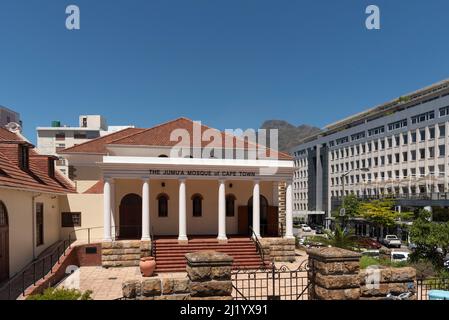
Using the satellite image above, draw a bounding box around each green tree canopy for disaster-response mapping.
[357,199,398,228]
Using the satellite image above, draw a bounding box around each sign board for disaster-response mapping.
[148,169,257,178]
[339,208,346,217]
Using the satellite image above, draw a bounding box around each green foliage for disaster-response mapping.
[360,256,409,269]
[409,209,449,268]
[358,199,398,227]
[27,287,93,300]
[310,224,357,250]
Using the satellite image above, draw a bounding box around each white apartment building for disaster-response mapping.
[37,115,133,176]
[0,106,21,128]
[292,79,449,226]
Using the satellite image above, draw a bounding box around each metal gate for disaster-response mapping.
[231,261,311,300]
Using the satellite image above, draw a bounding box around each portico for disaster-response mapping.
[101,160,295,243]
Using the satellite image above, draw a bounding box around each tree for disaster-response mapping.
[409,209,449,268]
[357,199,398,228]
[332,194,361,226]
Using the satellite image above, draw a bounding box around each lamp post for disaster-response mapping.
[340,167,370,229]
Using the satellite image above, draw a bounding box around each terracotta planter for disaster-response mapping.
[140,257,156,277]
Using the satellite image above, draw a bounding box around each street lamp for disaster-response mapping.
[339,167,370,228]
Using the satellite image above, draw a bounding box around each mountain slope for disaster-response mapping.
[260,120,321,153]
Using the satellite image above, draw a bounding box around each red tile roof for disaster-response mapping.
[83,180,104,194]
[60,128,145,155]
[0,128,75,194]
[61,118,293,160]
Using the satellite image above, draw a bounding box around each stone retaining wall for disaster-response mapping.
[260,238,295,262]
[122,251,233,300]
[102,240,151,268]
[360,267,417,300]
[308,247,417,300]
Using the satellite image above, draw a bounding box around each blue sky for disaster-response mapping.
[1,0,449,143]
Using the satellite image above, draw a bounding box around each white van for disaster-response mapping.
[391,251,409,262]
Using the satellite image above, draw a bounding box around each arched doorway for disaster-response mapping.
[0,201,9,282]
[119,194,142,239]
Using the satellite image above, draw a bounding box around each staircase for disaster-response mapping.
[154,237,268,273]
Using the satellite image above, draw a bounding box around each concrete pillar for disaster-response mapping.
[103,178,112,242]
[217,180,227,241]
[252,180,261,237]
[178,179,188,242]
[141,179,151,241]
[285,181,294,239]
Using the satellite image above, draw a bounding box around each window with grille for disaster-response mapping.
[36,203,44,246]
[61,212,81,227]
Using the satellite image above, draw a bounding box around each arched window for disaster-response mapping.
[192,194,203,217]
[157,194,169,217]
[0,201,7,226]
[226,194,236,217]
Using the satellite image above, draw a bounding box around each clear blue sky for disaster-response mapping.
[1,0,449,143]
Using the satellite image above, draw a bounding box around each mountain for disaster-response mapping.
[260,120,321,153]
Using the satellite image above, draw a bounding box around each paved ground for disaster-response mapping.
[57,250,310,300]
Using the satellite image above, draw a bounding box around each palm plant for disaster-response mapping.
[309,224,357,250]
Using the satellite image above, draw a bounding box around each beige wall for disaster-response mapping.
[66,179,275,237]
[59,194,104,242]
[0,188,61,277]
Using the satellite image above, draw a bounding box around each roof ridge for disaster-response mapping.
[107,117,199,145]
[60,127,143,153]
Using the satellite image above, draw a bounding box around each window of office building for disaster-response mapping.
[403,133,408,145]
[374,157,378,166]
[411,150,417,161]
[411,168,416,177]
[429,166,435,175]
[380,156,385,166]
[439,124,446,137]
[388,119,408,131]
[439,165,445,175]
[381,140,385,150]
[411,132,417,143]
[403,169,408,177]
[420,148,426,159]
[374,141,379,151]
[439,106,449,117]
[387,155,392,164]
[420,129,426,141]
[368,126,385,137]
[395,153,400,163]
[439,145,446,157]
[412,111,435,124]
[419,167,425,176]
[403,152,408,162]
[430,127,435,139]
[429,147,435,158]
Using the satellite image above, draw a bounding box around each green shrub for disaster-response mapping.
[360,256,409,269]
[360,256,380,269]
[27,287,93,300]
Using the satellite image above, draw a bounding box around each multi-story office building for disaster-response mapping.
[292,79,449,227]
[37,115,133,176]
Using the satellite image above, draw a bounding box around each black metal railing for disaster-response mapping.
[0,238,73,300]
[332,192,449,203]
[150,226,156,259]
[416,277,449,300]
[249,226,268,267]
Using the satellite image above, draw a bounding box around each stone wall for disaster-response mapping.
[308,247,417,300]
[122,251,234,300]
[260,238,295,262]
[102,240,151,268]
[307,247,362,300]
[360,267,417,300]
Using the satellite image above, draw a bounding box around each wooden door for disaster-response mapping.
[266,206,279,237]
[0,202,9,283]
[238,206,249,235]
[119,194,142,239]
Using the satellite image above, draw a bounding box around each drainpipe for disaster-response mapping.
[31,193,42,260]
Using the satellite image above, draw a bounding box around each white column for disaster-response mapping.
[285,181,294,239]
[252,180,261,237]
[110,180,116,239]
[217,180,227,241]
[103,178,112,242]
[141,179,151,241]
[178,179,188,241]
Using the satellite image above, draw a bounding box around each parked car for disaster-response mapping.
[391,251,409,263]
[315,226,324,234]
[301,225,312,232]
[382,235,402,248]
[361,250,380,258]
[355,237,382,250]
